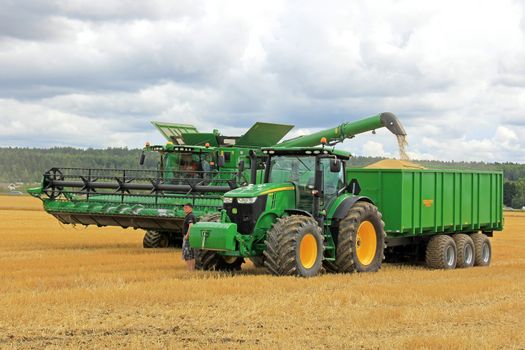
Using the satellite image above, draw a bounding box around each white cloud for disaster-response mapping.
[0,0,524,162]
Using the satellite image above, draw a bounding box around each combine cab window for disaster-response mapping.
[164,152,215,184]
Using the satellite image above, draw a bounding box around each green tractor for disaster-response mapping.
[189,112,408,274]
[189,144,385,275]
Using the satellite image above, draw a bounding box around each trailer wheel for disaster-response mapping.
[453,234,475,268]
[335,202,385,273]
[263,215,324,277]
[425,235,457,269]
[470,232,491,266]
[143,230,170,248]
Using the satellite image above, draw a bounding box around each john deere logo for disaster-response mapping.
[423,199,433,207]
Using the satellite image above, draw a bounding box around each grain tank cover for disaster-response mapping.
[151,121,199,144]
[180,133,220,147]
[236,122,294,147]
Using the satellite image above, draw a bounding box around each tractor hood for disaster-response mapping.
[224,183,295,198]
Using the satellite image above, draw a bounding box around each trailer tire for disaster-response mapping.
[470,232,491,266]
[264,215,324,277]
[194,212,244,271]
[143,230,170,248]
[453,234,475,268]
[425,235,457,269]
[335,202,385,273]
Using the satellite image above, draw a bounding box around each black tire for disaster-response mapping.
[322,260,339,274]
[453,234,475,268]
[249,256,265,268]
[470,232,491,266]
[194,212,244,271]
[263,215,324,277]
[335,202,385,273]
[143,230,170,248]
[196,251,244,271]
[425,235,457,269]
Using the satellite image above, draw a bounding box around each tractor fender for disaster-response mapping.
[331,196,373,221]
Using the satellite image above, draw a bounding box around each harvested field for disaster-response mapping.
[0,195,524,349]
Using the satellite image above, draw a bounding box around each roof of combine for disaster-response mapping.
[262,146,351,159]
[151,120,293,148]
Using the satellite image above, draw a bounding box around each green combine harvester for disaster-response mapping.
[190,115,503,275]
[29,113,407,250]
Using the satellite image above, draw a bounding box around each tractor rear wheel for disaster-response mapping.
[143,230,170,248]
[453,234,475,268]
[425,235,457,269]
[264,215,324,277]
[470,232,491,266]
[194,212,244,271]
[335,202,385,273]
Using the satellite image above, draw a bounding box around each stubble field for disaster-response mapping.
[0,195,523,349]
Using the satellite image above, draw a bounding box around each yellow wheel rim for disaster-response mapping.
[355,221,377,266]
[299,233,318,269]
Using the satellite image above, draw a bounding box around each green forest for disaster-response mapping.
[1,147,524,208]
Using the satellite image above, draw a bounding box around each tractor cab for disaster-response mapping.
[261,146,351,219]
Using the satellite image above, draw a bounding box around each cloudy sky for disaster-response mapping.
[1,0,524,162]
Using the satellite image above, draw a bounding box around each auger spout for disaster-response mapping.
[277,112,406,147]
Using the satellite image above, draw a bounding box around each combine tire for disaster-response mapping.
[453,234,475,268]
[195,212,244,271]
[470,232,491,266]
[143,230,170,248]
[335,202,385,273]
[425,235,457,269]
[263,215,324,277]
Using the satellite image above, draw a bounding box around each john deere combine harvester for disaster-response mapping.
[190,113,503,275]
[29,113,407,250]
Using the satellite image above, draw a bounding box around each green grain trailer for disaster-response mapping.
[348,168,503,267]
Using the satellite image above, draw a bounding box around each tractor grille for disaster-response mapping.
[224,196,267,234]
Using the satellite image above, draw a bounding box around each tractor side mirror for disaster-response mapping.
[330,158,341,173]
[238,160,245,172]
[217,154,225,167]
[139,151,146,166]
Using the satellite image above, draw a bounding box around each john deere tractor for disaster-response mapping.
[189,112,406,274]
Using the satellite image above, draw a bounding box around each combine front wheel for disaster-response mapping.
[335,202,385,273]
[143,230,170,248]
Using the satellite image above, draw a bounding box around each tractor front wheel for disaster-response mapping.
[335,201,385,273]
[264,215,324,277]
[196,251,244,271]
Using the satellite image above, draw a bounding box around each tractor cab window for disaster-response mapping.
[269,156,316,212]
[321,158,345,206]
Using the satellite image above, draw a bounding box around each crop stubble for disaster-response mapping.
[0,196,523,349]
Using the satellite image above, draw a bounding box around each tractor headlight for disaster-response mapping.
[223,197,233,204]
[237,197,258,204]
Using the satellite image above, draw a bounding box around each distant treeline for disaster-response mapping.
[1,147,525,208]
